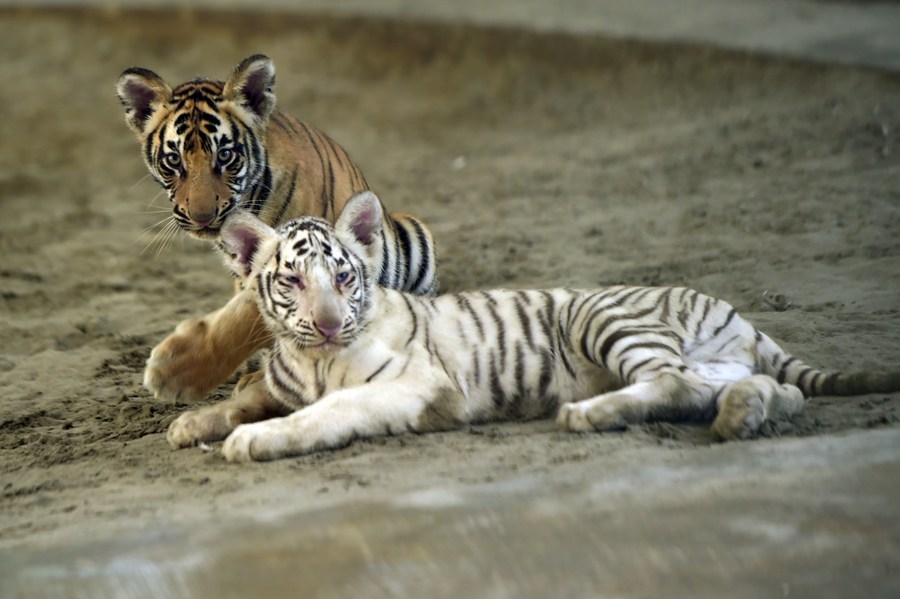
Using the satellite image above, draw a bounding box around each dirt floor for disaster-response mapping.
[1,6,899,598]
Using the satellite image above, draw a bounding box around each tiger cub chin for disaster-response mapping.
[166,192,900,462]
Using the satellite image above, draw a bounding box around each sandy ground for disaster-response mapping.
[1,6,899,598]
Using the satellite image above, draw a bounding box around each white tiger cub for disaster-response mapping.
[165,192,900,462]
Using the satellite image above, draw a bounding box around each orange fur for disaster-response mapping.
[119,55,438,401]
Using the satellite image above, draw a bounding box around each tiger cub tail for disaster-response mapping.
[755,332,900,397]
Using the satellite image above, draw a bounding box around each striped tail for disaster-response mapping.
[756,332,900,397]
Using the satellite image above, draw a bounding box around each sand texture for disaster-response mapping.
[1,7,899,597]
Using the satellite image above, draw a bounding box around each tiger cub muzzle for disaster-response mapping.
[170,157,238,238]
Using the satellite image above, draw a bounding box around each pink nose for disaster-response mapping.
[314,321,341,338]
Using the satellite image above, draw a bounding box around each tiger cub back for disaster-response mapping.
[117,54,436,295]
[188,192,899,462]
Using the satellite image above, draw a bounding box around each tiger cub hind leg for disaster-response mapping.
[711,375,804,441]
[167,378,289,448]
[557,372,717,432]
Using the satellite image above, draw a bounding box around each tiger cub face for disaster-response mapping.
[221,192,385,351]
[117,55,276,239]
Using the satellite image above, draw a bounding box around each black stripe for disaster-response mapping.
[472,349,482,386]
[489,357,504,408]
[331,139,347,170]
[569,290,614,327]
[810,371,824,395]
[795,367,814,391]
[776,356,798,384]
[394,221,413,289]
[630,287,662,306]
[408,218,432,293]
[712,308,737,337]
[267,368,298,403]
[314,363,326,398]
[456,294,485,341]
[247,164,272,217]
[321,135,338,220]
[598,328,640,366]
[271,351,303,386]
[537,349,553,400]
[610,286,648,307]
[613,341,680,365]
[621,356,657,383]
[514,342,526,412]
[298,122,328,218]
[659,289,673,324]
[512,296,535,351]
[376,228,391,286]
[365,358,393,383]
[400,294,419,346]
[556,323,578,379]
[580,304,658,366]
[485,297,507,374]
[694,296,713,336]
[272,167,297,225]
[143,124,159,167]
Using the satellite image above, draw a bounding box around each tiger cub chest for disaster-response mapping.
[270,336,432,407]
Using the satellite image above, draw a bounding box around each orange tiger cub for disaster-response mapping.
[117,54,437,401]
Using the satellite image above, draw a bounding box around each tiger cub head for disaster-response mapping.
[221,191,385,351]
[117,54,276,239]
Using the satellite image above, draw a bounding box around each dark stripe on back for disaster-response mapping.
[712,308,737,336]
[408,218,432,293]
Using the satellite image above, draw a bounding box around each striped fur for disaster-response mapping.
[165,193,899,460]
[119,55,437,405]
[117,54,436,295]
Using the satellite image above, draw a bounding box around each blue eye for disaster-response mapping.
[335,271,350,285]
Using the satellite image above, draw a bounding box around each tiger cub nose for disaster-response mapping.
[190,208,217,228]
[314,321,341,338]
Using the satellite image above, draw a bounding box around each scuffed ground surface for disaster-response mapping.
[0,7,898,597]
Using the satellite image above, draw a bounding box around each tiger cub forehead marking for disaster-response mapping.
[166,80,232,154]
[276,218,355,271]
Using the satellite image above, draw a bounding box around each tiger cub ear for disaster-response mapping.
[335,192,385,272]
[219,213,279,279]
[116,67,173,135]
[223,54,276,123]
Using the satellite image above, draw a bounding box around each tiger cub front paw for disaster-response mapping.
[144,317,227,402]
[222,421,288,462]
[167,407,232,449]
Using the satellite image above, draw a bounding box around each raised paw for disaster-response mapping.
[144,317,230,402]
[556,400,627,433]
